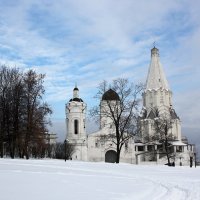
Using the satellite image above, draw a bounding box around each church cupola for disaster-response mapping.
[102,89,120,101]
[151,47,159,57]
[73,86,79,98]
[69,85,83,102]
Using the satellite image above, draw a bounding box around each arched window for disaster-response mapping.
[83,119,86,129]
[66,118,69,129]
[74,119,79,134]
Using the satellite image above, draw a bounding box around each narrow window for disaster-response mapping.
[67,118,69,129]
[125,142,128,151]
[83,119,86,129]
[74,119,79,134]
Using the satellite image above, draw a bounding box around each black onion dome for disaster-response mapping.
[102,89,120,101]
[69,98,83,102]
[73,87,79,91]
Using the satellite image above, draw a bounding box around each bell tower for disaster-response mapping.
[141,47,181,140]
[66,86,87,161]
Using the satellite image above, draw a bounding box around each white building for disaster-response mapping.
[65,86,88,161]
[45,133,57,145]
[65,47,195,165]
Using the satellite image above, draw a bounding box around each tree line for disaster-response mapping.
[0,65,52,159]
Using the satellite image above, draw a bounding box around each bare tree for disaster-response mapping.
[0,66,24,158]
[0,65,52,159]
[91,78,143,163]
[54,142,75,160]
[22,70,52,159]
[148,109,175,166]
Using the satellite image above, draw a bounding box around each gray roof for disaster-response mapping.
[145,47,170,91]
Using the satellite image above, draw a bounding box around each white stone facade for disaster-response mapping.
[66,48,195,166]
[65,87,87,161]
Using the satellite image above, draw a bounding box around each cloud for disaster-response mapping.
[175,90,200,129]
[0,0,199,150]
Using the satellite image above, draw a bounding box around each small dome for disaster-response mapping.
[151,47,159,56]
[69,97,83,102]
[102,89,120,101]
[73,87,79,91]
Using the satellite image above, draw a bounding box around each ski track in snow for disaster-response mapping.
[0,159,200,200]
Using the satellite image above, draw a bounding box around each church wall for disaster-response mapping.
[87,133,136,163]
[100,101,119,129]
[120,144,136,164]
[140,119,155,141]
[141,117,182,142]
[171,119,181,140]
[71,143,87,161]
[144,89,172,114]
[87,134,104,162]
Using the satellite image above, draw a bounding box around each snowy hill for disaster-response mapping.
[0,159,200,200]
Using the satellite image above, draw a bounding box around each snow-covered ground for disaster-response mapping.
[0,159,200,200]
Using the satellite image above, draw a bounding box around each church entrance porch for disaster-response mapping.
[105,150,117,163]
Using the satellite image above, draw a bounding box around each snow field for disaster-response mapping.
[0,159,200,200]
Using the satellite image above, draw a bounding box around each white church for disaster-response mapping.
[65,47,195,165]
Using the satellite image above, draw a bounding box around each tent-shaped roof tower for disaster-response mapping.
[145,47,170,91]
